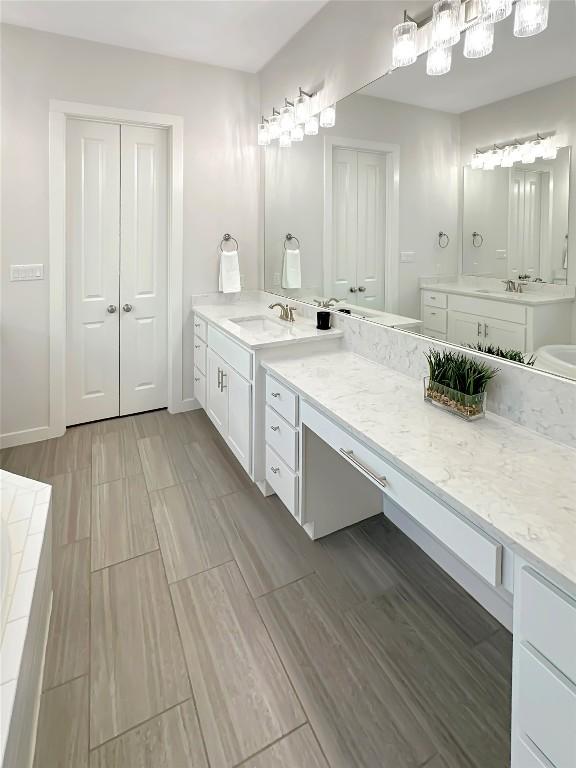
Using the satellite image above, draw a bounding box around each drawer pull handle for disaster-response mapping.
[430,312,436,316]
[271,392,281,398]
[339,449,387,488]
[270,425,280,431]
[270,466,280,474]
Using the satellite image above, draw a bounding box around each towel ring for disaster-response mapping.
[284,233,301,250]
[472,231,484,248]
[438,231,450,249]
[220,233,239,253]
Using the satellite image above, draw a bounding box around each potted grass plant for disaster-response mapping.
[424,349,498,420]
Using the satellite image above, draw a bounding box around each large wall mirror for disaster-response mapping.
[264,1,576,380]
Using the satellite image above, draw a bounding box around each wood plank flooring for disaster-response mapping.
[1,409,512,767]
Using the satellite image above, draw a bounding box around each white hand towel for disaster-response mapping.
[219,249,241,294]
[282,248,301,289]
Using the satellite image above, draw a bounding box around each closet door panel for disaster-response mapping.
[120,125,168,415]
[357,151,386,310]
[330,148,358,302]
[66,119,120,426]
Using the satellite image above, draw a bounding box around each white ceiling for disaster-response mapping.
[360,0,576,113]
[0,0,327,73]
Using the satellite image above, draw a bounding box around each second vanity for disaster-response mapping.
[192,299,576,768]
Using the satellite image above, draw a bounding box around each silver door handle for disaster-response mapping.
[195,344,200,349]
[122,304,133,313]
[477,322,482,336]
[358,286,366,292]
[221,371,227,390]
[339,449,387,488]
[349,287,357,293]
[217,368,222,388]
[270,425,280,431]
[194,377,200,382]
[194,322,200,328]
[484,323,488,338]
[107,304,117,314]
[271,392,280,398]
[270,467,280,474]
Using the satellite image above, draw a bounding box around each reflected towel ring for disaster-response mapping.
[284,233,301,250]
[472,231,484,248]
[220,233,239,252]
[438,231,450,248]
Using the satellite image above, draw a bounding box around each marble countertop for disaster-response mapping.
[263,350,576,592]
[194,301,343,350]
[422,282,575,305]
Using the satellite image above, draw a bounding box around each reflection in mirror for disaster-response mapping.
[264,1,576,379]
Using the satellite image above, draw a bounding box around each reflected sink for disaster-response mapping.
[229,315,288,334]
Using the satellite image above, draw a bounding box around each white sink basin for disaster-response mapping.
[229,315,288,334]
[535,345,576,380]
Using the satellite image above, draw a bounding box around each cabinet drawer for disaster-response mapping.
[265,405,298,471]
[193,315,207,342]
[193,338,207,374]
[422,290,447,309]
[422,306,447,333]
[300,400,502,586]
[266,375,298,426]
[208,326,252,380]
[448,294,526,324]
[518,567,576,684]
[193,366,206,408]
[517,642,576,768]
[513,738,554,768]
[266,445,298,519]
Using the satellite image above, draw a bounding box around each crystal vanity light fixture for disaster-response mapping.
[319,104,336,128]
[391,0,552,78]
[392,19,418,66]
[279,131,292,149]
[426,45,452,75]
[294,88,312,124]
[279,100,295,133]
[268,110,281,140]
[257,117,270,146]
[431,0,461,48]
[480,0,512,23]
[464,20,494,57]
[470,134,557,169]
[514,0,550,37]
[290,123,304,142]
[304,115,319,135]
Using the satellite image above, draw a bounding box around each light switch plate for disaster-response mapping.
[496,250,507,260]
[400,251,415,263]
[10,264,44,281]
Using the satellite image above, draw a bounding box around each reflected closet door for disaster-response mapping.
[330,147,358,302]
[356,150,386,309]
[66,119,120,426]
[119,125,168,416]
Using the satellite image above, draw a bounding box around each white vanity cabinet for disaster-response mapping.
[204,330,252,474]
[264,374,300,519]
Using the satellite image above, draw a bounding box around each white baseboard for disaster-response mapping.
[383,497,513,631]
[168,397,201,414]
[0,425,62,450]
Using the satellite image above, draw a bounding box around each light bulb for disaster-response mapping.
[279,132,292,149]
[514,0,549,37]
[471,152,484,170]
[520,141,536,163]
[480,0,512,23]
[431,0,461,48]
[269,115,281,140]
[294,94,310,124]
[426,45,452,75]
[541,137,558,159]
[304,115,319,135]
[279,105,294,133]
[257,122,270,147]
[392,20,418,67]
[290,124,304,142]
[510,144,524,164]
[484,148,502,169]
[319,105,336,128]
[500,146,515,167]
[464,21,494,57]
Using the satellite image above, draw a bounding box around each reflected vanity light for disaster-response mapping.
[480,0,512,23]
[426,45,452,75]
[319,104,336,128]
[431,0,461,48]
[304,115,319,135]
[290,123,304,142]
[279,131,292,149]
[514,0,550,37]
[257,118,270,147]
[464,21,494,57]
[268,111,281,140]
[279,101,295,133]
[294,88,312,124]
[470,135,558,169]
[392,19,418,67]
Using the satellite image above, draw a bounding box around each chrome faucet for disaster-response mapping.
[269,302,297,322]
[501,279,523,293]
[314,297,339,308]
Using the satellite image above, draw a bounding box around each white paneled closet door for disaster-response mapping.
[119,125,168,415]
[66,119,121,426]
[66,119,168,426]
[356,151,386,309]
[330,148,358,301]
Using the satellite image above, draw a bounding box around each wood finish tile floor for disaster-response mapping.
[0,409,512,768]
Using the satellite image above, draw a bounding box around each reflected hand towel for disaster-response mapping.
[282,248,301,289]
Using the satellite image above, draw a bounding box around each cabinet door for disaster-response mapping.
[447,311,482,347]
[485,318,526,352]
[206,348,228,436]
[225,367,252,474]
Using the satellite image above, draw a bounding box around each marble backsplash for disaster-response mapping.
[193,291,576,448]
